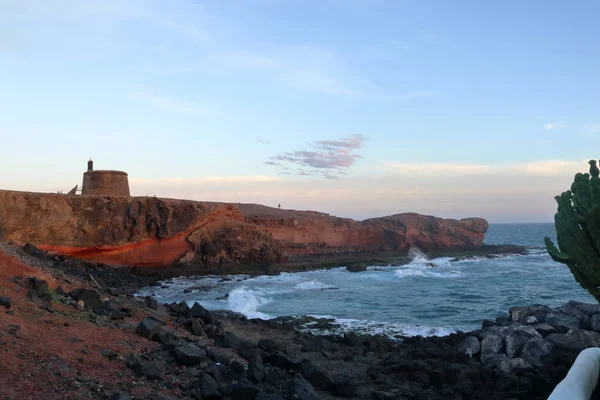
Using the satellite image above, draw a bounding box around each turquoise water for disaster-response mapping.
[138,223,591,336]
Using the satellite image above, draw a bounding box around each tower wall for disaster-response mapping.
[81,170,130,196]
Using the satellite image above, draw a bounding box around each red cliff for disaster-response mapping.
[0,190,488,268]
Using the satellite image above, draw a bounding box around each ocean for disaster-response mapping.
[137,223,591,338]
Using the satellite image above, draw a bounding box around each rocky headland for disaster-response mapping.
[0,189,518,273]
[1,242,599,400]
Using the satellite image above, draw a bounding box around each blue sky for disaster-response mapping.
[1,0,600,222]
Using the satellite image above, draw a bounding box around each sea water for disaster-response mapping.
[137,223,590,337]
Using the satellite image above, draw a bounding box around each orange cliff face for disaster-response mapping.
[0,189,488,268]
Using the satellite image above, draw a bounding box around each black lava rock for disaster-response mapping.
[0,297,11,309]
[173,343,207,366]
[135,317,161,340]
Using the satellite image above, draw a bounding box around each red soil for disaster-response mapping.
[0,249,165,399]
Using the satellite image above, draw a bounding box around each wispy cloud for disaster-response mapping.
[266,134,366,178]
[257,139,272,145]
[378,159,587,177]
[131,176,279,184]
[544,122,570,130]
[129,89,221,116]
[381,162,492,175]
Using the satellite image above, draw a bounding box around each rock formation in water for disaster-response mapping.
[0,189,488,268]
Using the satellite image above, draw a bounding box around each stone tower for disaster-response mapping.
[81,159,130,196]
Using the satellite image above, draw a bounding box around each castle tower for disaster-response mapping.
[81,159,130,196]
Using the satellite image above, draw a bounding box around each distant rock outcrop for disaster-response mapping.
[0,189,488,268]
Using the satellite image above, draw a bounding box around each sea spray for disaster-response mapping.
[227,287,272,319]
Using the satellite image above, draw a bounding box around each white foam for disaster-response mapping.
[389,248,463,279]
[304,315,455,339]
[294,280,337,290]
[227,287,272,319]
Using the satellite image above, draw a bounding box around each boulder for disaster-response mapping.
[144,296,158,310]
[547,328,600,351]
[561,300,600,317]
[289,376,321,400]
[346,263,367,272]
[200,372,222,398]
[533,323,557,336]
[69,288,102,310]
[107,287,120,296]
[269,351,302,372]
[521,337,556,367]
[560,301,591,321]
[505,324,542,359]
[500,357,533,374]
[228,382,259,400]
[545,313,582,332]
[590,314,600,332]
[192,318,206,337]
[133,359,162,381]
[109,392,132,400]
[230,360,245,374]
[481,353,508,369]
[333,378,360,398]
[135,317,161,340]
[216,332,256,351]
[301,361,333,390]
[208,347,233,366]
[190,302,213,325]
[23,243,47,259]
[247,354,265,382]
[457,336,480,357]
[508,305,553,324]
[173,343,207,366]
[481,319,497,328]
[0,297,11,309]
[480,334,504,364]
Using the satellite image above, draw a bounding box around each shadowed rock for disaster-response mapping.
[173,343,207,366]
[135,317,161,340]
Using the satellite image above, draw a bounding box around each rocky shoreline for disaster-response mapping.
[1,242,599,399]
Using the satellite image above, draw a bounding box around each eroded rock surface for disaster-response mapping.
[0,190,490,268]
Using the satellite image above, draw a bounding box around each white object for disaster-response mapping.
[548,347,600,400]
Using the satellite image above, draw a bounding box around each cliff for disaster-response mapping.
[0,189,488,268]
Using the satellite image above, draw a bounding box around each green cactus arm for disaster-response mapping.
[545,236,569,262]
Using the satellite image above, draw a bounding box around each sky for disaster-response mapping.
[1,0,600,223]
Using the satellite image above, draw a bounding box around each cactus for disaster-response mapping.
[545,160,600,302]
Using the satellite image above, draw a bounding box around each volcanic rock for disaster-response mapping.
[0,297,11,309]
[173,343,207,366]
[69,288,102,310]
[135,317,162,340]
[545,312,582,332]
[0,189,490,268]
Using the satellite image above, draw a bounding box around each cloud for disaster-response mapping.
[381,162,492,175]
[263,161,281,166]
[129,89,221,116]
[266,134,366,175]
[378,159,587,177]
[510,160,585,176]
[131,175,278,184]
[257,139,272,145]
[280,69,356,96]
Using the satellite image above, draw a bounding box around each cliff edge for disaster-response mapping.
[0,189,488,268]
